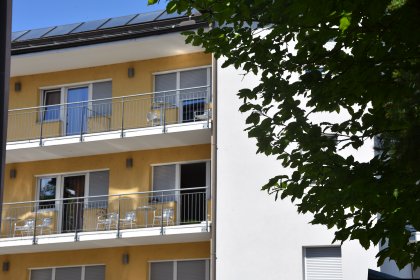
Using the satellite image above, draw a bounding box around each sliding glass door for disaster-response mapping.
[66,87,89,136]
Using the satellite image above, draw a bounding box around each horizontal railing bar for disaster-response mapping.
[3,186,209,205]
[9,85,211,112]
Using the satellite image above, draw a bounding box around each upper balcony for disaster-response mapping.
[0,187,211,254]
[6,86,212,163]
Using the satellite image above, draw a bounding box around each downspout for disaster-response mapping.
[210,42,218,280]
[0,0,12,233]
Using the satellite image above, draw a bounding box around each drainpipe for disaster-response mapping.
[210,49,218,280]
[0,0,12,232]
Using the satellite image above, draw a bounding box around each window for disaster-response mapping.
[30,265,105,280]
[304,247,342,280]
[42,89,61,121]
[150,260,209,280]
[37,171,110,209]
[38,177,57,209]
[87,171,110,208]
[154,67,211,108]
[91,81,112,116]
[40,80,112,122]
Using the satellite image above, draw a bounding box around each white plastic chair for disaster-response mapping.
[14,218,35,237]
[153,208,174,226]
[96,212,118,230]
[37,217,52,235]
[146,111,161,126]
[120,211,137,229]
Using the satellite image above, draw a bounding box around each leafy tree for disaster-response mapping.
[150,0,420,268]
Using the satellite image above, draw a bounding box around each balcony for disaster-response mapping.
[6,86,212,163]
[0,188,211,254]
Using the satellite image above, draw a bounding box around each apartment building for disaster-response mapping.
[0,9,401,280]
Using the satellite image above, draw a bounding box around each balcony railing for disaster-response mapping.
[7,86,212,143]
[0,187,210,243]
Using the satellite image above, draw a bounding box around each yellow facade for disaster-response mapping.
[7,52,212,142]
[0,242,210,280]
[4,45,212,279]
[4,144,210,203]
[9,52,211,109]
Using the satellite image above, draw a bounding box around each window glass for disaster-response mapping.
[92,81,112,116]
[30,269,52,280]
[177,260,207,280]
[55,267,82,280]
[150,262,173,280]
[154,73,177,105]
[38,178,57,209]
[85,265,106,280]
[88,171,109,208]
[152,165,176,202]
[43,90,61,121]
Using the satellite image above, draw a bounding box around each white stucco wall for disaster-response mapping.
[215,62,379,279]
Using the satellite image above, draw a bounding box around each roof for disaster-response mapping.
[11,10,205,55]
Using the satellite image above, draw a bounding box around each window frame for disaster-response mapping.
[39,79,112,126]
[29,264,105,280]
[148,258,210,280]
[153,65,212,107]
[35,169,109,210]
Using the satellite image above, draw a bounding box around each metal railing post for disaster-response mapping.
[79,104,86,142]
[74,200,79,241]
[160,192,164,235]
[39,110,44,146]
[121,97,125,138]
[117,195,121,238]
[32,202,38,245]
[162,94,166,133]
[206,189,209,232]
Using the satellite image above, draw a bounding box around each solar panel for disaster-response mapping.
[45,23,81,37]
[15,27,55,41]
[70,19,109,33]
[11,30,28,41]
[156,11,187,21]
[99,14,137,29]
[128,11,163,25]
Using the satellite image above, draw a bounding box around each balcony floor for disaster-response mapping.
[6,121,211,163]
[0,223,211,255]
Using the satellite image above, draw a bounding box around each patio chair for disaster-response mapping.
[120,211,137,229]
[36,217,52,235]
[14,218,35,237]
[152,208,174,227]
[146,111,161,126]
[96,212,118,231]
[194,110,212,121]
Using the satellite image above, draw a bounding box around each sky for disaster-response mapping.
[12,0,167,32]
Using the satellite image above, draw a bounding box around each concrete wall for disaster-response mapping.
[215,61,379,279]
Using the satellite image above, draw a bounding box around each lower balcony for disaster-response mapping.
[0,188,211,254]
